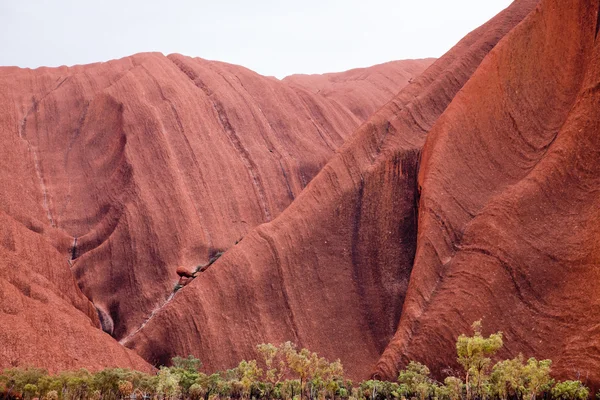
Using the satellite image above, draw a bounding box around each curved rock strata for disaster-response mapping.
[4,0,598,385]
[0,210,151,372]
[376,0,600,385]
[125,0,538,379]
[0,53,429,369]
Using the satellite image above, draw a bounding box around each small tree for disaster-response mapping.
[235,360,263,399]
[170,355,202,396]
[189,382,205,400]
[137,374,158,399]
[359,380,379,400]
[22,383,38,400]
[195,373,222,399]
[397,362,436,400]
[490,355,525,400]
[442,376,464,400]
[36,374,62,398]
[285,346,312,399]
[257,343,288,386]
[522,358,553,400]
[551,380,589,400]
[91,368,127,399]
[263,342,344,400]
[46,389,59,400]
[172,355,202,372]
[156,367,181,400]
[281,379,301,400]
[118,380,133,398]
[456,320,503,400]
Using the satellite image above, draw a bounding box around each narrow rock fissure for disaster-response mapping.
[29,144,55,227]
[19,98,56,227]
[139,64,214,248]
[58,102,90,222]
[71,237,78,260]
[227,73,300,204]
[119,252,224,344]
[373,121,394,160]
[211,99,272,221]
[596,0,600,38]
[458,246,555,319]
[255,229,301,345]
[413,151,422,241]
[119,291,176,345]
[65,247,109,334]
[289,87,337,151]
[278,160,295,201]
[167,56,272,221]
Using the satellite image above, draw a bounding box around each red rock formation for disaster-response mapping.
[5,0,597,385]
[176,266,195,279]
[0,54,429,369]
[0,210,151,372]
[125,0,538,379]
[284,59,435,121]
[376,0,600,384]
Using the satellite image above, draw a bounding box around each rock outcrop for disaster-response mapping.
[284,59,434,121]
[3,0,599,386]
[0,53,430,370]
[376,0,600,385]
[0,210,151,372]
[125,0,540,379]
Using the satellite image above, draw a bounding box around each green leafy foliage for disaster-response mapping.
[490,355,526,399]
[456,320,503,400]
[522,358,554,400]
[397,361,437,400]
[552,380,589,400]
[0,327,592,400]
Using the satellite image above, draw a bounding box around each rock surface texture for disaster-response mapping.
[284,60,434,121]
[126,0,545,380]
[0,210,151,372]
[3,0,599,386]
[376,0,600,385]
[0,54,430,371]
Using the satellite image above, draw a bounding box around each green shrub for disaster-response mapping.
[552,380,589,400]
[0,325,593,400]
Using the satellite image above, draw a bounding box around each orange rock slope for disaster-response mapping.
[284,59,434,121]
[376,0,600,383]
[4,0,599,385]
[128,0,600,385]
[125,0,542,379]
[0,210,151,372]
[0,53,430,370]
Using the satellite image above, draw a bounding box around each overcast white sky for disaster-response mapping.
[0,0,512,78]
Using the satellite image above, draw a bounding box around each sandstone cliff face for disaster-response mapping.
[0,54,429,370]
[4,0,598,385]
[125,0,539,379]
[376,0,600,384]
[0,210,151,372]
[284,59,435,121]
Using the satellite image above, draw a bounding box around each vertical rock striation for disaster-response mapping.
[0,54,429,370]
[125,0,538,379]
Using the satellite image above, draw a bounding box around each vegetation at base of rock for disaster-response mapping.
[0,323,592,400]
